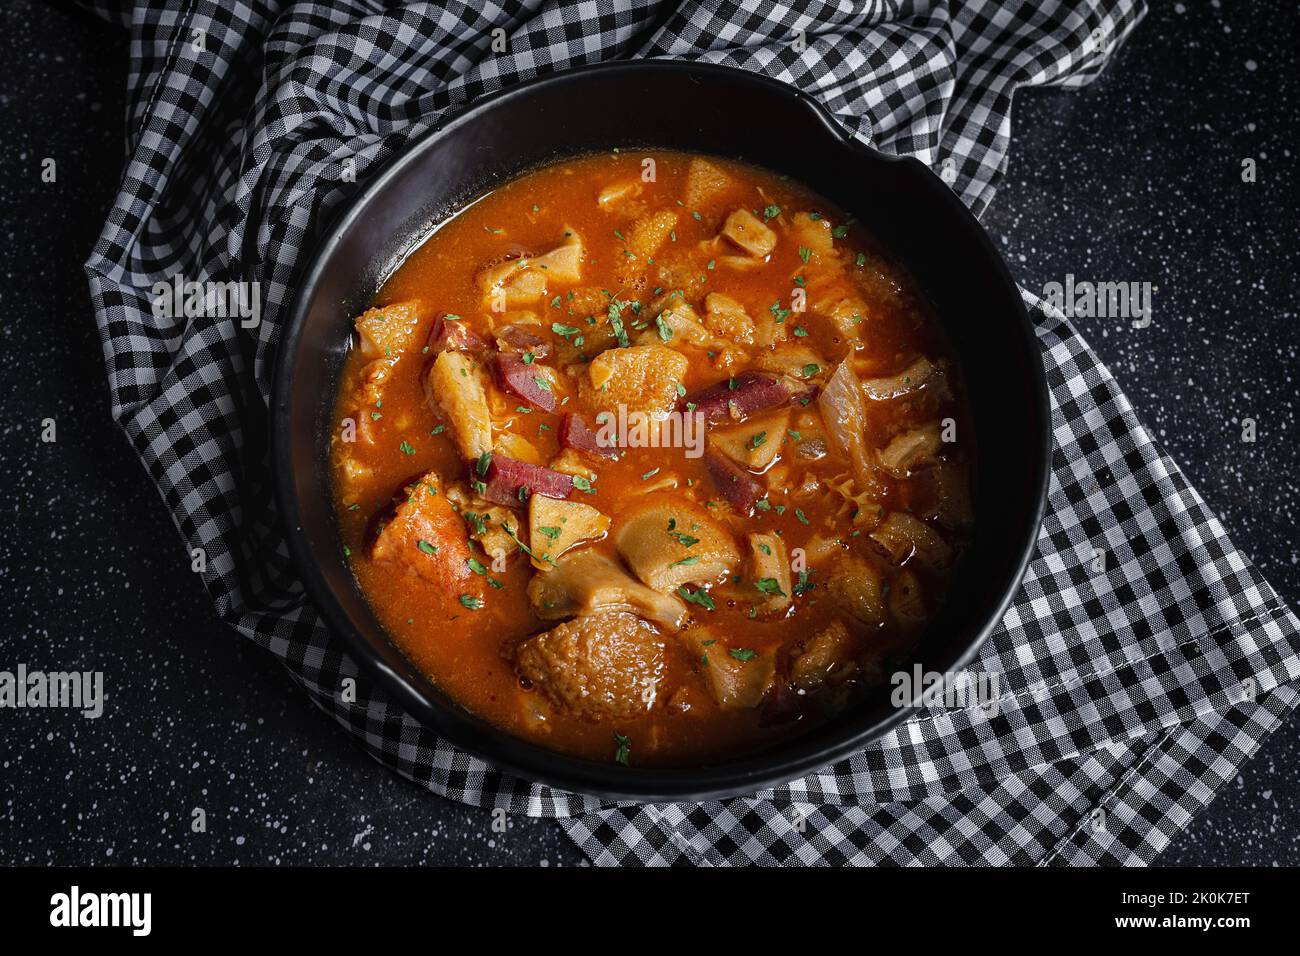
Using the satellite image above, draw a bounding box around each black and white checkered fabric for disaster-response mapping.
[80,0,1300,864]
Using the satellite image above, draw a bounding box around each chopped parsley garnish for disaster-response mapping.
[475,451,492,477]
[794,508,810,525]
[656,314,673,342]
[458,594,482,610]
[466,557,488,575]
[608,300,630,348]
[536,526,562,541]
[399,440,416,456]
[417,539,439,556]
[754,578,786,596]
[749,431,767,451]
[677,585,715,611]
[613,732,631,766]
[670,556,700,567]
[729,648,758,662]
[802,363,820,378]
[762,204,781,222]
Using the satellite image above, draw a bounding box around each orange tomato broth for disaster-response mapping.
[329,150,970,765]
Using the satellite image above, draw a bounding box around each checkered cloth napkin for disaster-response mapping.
[81,0,1300,864]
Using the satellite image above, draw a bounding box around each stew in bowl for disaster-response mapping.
[330,151,973,766]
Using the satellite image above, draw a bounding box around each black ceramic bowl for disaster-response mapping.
[272,61,1050,801]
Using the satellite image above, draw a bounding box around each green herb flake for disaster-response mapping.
[677,585,716,611]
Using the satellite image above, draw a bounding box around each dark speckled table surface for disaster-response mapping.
[0,0,1295,866]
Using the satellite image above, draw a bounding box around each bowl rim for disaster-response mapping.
[270,59,1051,802]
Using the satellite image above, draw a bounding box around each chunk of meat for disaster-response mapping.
[747,532,792,615]
[906,461,973,529]
[709,410,788,473]
[371,473,477,599]
[597,179,643,211]
[480,455,573,508]
[686,370,792,425]
[870,512,953,571]
[824,471,885,530]
[478,230,584,308]
[704,449,767,515]
[348,359,391,445]
[516,611,665,720]
[527,549,687,630]
[443,485,519,562]
[580,344,688,421]
[720,208,777,258]
[790,619,857,690]
[702,293,755,344]
[878,423,943,477]
[754,343,827,384]
[788,212,836,266]
[528,229,584,282]
[889,568,926,631]
[684,158,734,209]
[636,298,712,348]
[493,430,543,465]
[824,296,868,339]
[496,353,558,412]
[826,555,887,626]
[818,359,885,497]
[560,412,620,461]
[426,350,492,461]
[427,313,487,355]
[861,356,947,401]
[356,301,422,360]
[529,496,610,570]
[680,630,775,709]
[615,497,739,592]
[618,209,677,275]
[493,318,551,359]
